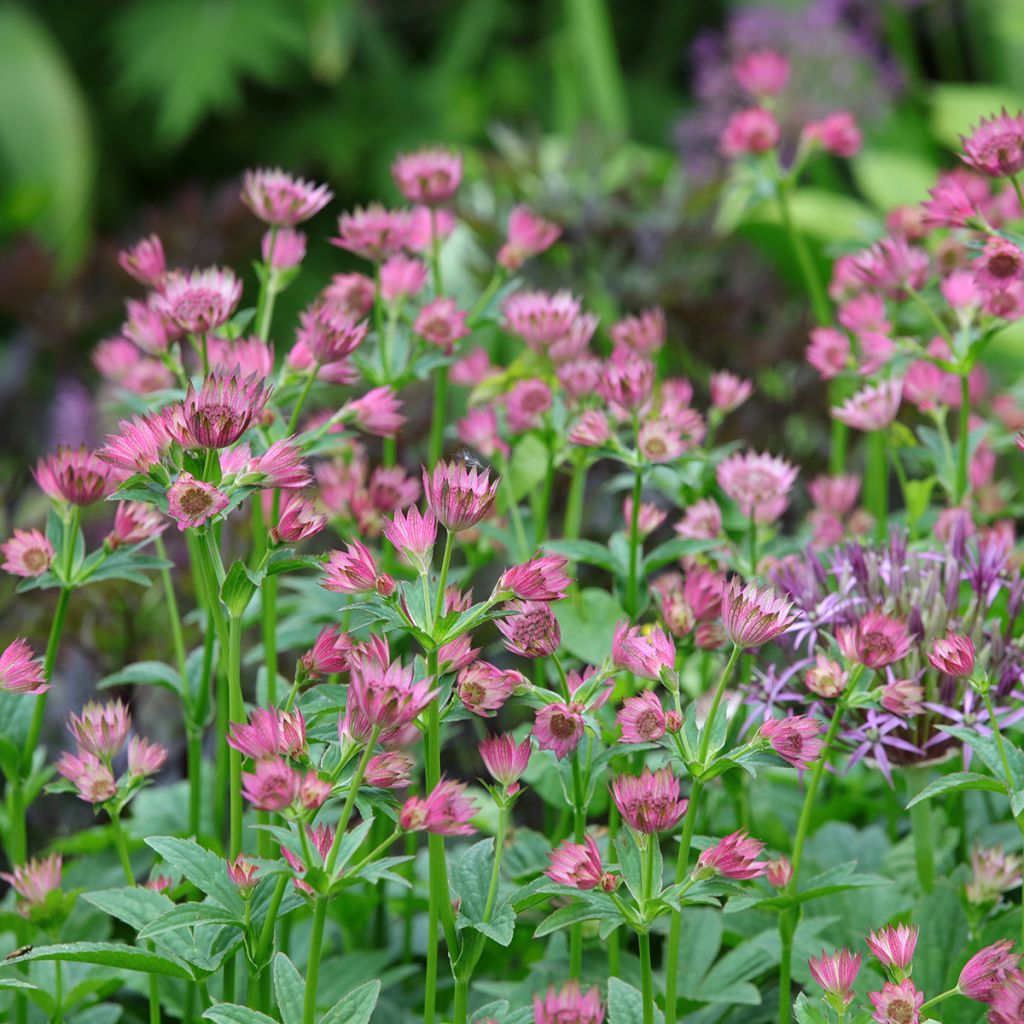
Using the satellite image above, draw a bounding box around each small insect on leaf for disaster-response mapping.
[454,447,487,472]
[5,946,32,961]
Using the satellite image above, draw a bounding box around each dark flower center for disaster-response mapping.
[179,486,214,517]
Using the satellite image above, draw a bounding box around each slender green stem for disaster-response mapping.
[429,366,449,466]
[324,730,380,875]
[110,810,135,884]
[696,645,742,767]
[569,749,587,978]
[254,874,289,966]
[865,430,889,544]
[53,960,62,1024]
[254,230,279,342]
[302,898,328,1024]
[433,530,455,629]
[638,931,654,1024]
[956,372,971,503]
[227,615,244,858]
[919,987,960,1014]
[186,729,202,839]
[776,185,830,325]
[747,511,758,577]
[534,437,556,549]
[288,366,319,435]
[626,464,643,616]
[907,768,935,894]
[562,451,587,540]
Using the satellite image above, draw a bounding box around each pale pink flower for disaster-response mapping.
[451,347,495,386]
[127,736,168,778]
[167,473,230,530]
[734,49,789,97]
[808,474,861,518]
[612,622,674,680]
[348,652,437,732]
[598,346,654,415]
[383,506,437,574]
[182,372,271,449]
[1,854,62,913]
[227,854,260,892]
[457,406,508,459]
[496,555,572,602]
[857,332,896,376]
[710,371,753,413]
[867,924,919,973]
[423,459,500,532]
[961,111,1024,177]
[364,751,414,789]
[806,326,851,380]
[1,530,55,579]
[343,387,406,437]
[68,700,131,759]
[379,254,428,301]
[989,972,1024,1024]
[569,409,611,448]
[400,779,477,835]
[533,702,585,760]
[56,750,117,803]
[759,715,825,769]
[869,979,923,1024]
[118,234,166,286]
[241,168,332,225]
[505,378,552,434]
[809,948,861,1007]
[928,631,975,678]
[242,758,301,811]
[942,269,981,309]
[413,297,470,353]
[246,438,311,490]
[831,379,903,432]
[331,204,413,261]
[479,733,532,794]
[717,450,797,524]
[804,654,847,699]
[533,982,604,1024]
[881,678,924,716]
[0,639,48,694]
[368,466,420,514]
[271,494,327,544]
[922,173,980,227]
[299,772,331,811]
[391,148,462,205]
[617,690,668,743]
[322,541,395,596]
[228,708,307,760]
[122,296,175,355]
[457,661,522,717]
[675,499,722,540]
[35,446,113,506]
[612,766,688,834]
[851,238,929,295]
[839,292,890,334]
[296,302,367,364]
[98,413,171,475]
[720,107,780,156]
[837,610,912,669]
[610,308,665,354]
[959,941,1021,1002]
[766,856,793,888]
[722,579,794,649]
[638,419,685,462]
[967,845,1023,906]
[106,502,166,550]
[407,205,456,251]
[546,835,609,891]
[623,496,666,538]
[323,272,375,319]
[558,357,604,403]
[697,830,768,879]
[497,600,560,658]
[497,205,561,270]
[502,290,583,351]
[157,267,242,333]
[802,111,862,157]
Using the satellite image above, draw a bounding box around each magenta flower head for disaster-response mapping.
[697,830,768,879]
[297,301,368,364]
[343,386,406,438]
[127,736,168,779]
[734,49,789,97]
[365,751,414,789]
[158,267,242,334]
[1,854,62,915]
[183,372,270,449]
[598,347,655,415]
[959,940,1021,1002]
[611,766,688,834]
[400,778,477,836]
[98,413,172,475]
[710,371,754,414]
[831,379,903,432]
[837,609,912,669]
[989,972,1024,1024]
[496,555,572,602]
[497,600,561,659]
[546,835,617,892]
[331,204,413,262]
[107,501,166,550]
[118,233,166,287]
[804,654,848,699]
[961,110,1024,178]
[927,631,976,678]
[270,494,327,545]
[2,528,55,579]
[241,168,333,226]
[422,459,500,533]
[391,148,463,205]
[759,715,826,770]
[716,450,797,524]
[413,297,471,353]
[242,758,301,812]
[262,227,306,270]
[721,107,780,156]
[68,700,131,759]
[246,438,312,490]
[533,702,585,760]
[479,733,532,795]
[617,690,670,744]
[227,854,260,893]
[457,661,523,717]
[321,541,396,597]
[808,948,862,1008]
[611,308,666,354]
[35,446,113,507]
[569,409,611,448]
[383,505,437,574]
[348,652,437,733]
[56,750,117,804]
[533,981,605,1024]
[612,622,675,681]
[0,639,48,695]
[868,979,923,1024]
[167,473,230,531]
[766,856,793,888]
[802,111,863,158]
[497,205,562,271]
[721,579,795,649]
[228,707,306,760]
[867,923,919,975]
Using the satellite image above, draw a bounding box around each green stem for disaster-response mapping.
[288,366,318,435]
[187,729,202,839]
[919,987,960,1015]
[562,451,587,540]
[776,184,830,325]
[956,372,971,503]
[302,899,328,1024]
[638,931,655,1024]
[865,430,888,544]
[433,529,455,629]
[254,875,289,966]
[227,615,244,858]
[569,749,587,978]
[110,810,135,884]
[254,230,279,342]
[696,645,742,767]
[906,768,935,894]
[626,464,643,616]
[429,366,449,466]
[495,451,530,561]
[52,959,62,1024]
[534,437,556,549]
[747,511,758,577]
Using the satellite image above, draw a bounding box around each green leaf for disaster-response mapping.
[138,902,244,939]
[0,979,39,991]
[145,837,245,915]
[793,993,830,1024]
[220,560,259,619]
[534,899,622,938]
[850,150,937,210]
[641,537,717,575]
[272,953,304,1024]
[0,942,193,979]
[555,588,626,663]
[319,979,382,1024]
[451,838,494,925]
[97,661,184,699]
[203,1005,278,1024]
[905,771,1006,808]
[608,977,664,1024]
[544,539,618,574]
[509,434,549,501]
[473,900,516,947]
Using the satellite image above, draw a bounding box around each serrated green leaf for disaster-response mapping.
[272,953,304,1024]
[203,1004,277,1024]
[97,661,184,699]
[319,978,381,1024]
[138,902,243,939]
[145,837,245,915]
[905,771,1005,808]
[608,976,663,1024]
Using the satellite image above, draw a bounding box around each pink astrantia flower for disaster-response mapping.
[497,205,562,270]
[157,267,242,333]
[68,700,131,759]
[167,473,230,531]
[611,308,666,354]
[281,824,335,893]
[869,979,923,1024]
[391,148,463,205]
[961,111,1024,178]
[400,779,477,835]
[697,830,768,879]
[505,378,553,434]
[56,750,117,803]
[867,923,919,973]
[119,234,166,287]
[804,654,848,699]
[331,204,413,262]
[0,854,62,914]
[974,237,1024,291]
[496,555,572,602]
[347,652,437,732]
[766,856,793,888]
[533,702,585,760]
[379,254,428,302]
[617,690,669,744]
[806,326,851,380]
[733,49,789,97]
[423,459,500,532]
[802,111,863,157]
[809,474,861,518]
[1,528,55,579]
[242,758,301,811]
[457,661,523,717]
[676,498,723,540]
[721,107,780,156]
[928,631,976,678]
[301,626,353,678]
[533,982,605,1024]
[759,715,826,769]
[831,379,903,432]
[227,854,260,892]
[271,495,327,545]
[262,227,306,270]
[323,272,375,319]
[342,386,406,438]
[503,290,583,351]
[808,948,862,1007]
[623,496,667,538]
[127,736,168,778]
[322,541,395,596]
[498,600,561,658]
[384,506,437,574]
[98,413,171,475]
[959,940,1021,1002]
[989,972,1024,1024]
[598,347,655,415]
[716,450,797,524]
[637,419,686,462]
[0,639,48,695]
[413,297,471,353]
[299,772,331,811]
[612,622,675,680]
[612,766,688,834]
[35,446,113,507]
[569,409,611,448]
[241,168,333,225]
[546,835,611,891]
[881,678,924,716]
[365,751,415,789]
[710,371,753,413]
[182,373,271,449]
[721,579,795,649]
[228,708,307,760]
[247,438,312,490]
[296,301,368,365]
[479,733,532,794]
[107,501,167,549]
[837,610,912,669]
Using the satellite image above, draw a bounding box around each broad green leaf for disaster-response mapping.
[906,771,1006,808]
[608,977,664,1024]
[451,838,494,925]
[319,979,382,1024]
[203,1005,277,1024]
[850,150,937,210]
[138,902,244,939]
[509,434,549,501]
[555,588,625,663]
[0,979,38,990]
[793,993,830,1024]
[145,837,245,914]
[97,661,184,699]
[471,900,516,947]
[544,539,618,574]
[642,537,717,575]
[534,899,622,938]
[0,942,193,979]
[272,953,304,1024]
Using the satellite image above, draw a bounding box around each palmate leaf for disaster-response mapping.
[145,837,246,915]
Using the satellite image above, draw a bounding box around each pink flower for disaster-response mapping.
[598,347,655,415]
[546,835,607,891]
[959,941,1021,1002]
[533,702,585,760]
[831,379,903,432]
[98,413,171,475]
[610,308,666,354]
[391,148,462,205]
[612,766,688,834]
[503,290,584,352]
[760,715,825,769]
[922,173,979,227]
[867,923,919,973]
[324,272,376,319]
[497,600,561,658]
[710,371,753,413]
[228,708,307,760]
[414,297,470,352]
[451,347,495,386]
[569,410,611,448]
[928,631,975,678]
[479,733,532,793]
[533,982,605,1024]
[851,238,929,295]
[56,750,117,803]
[961,111,1024,177]
[881,678,924,716]
[423,459,500,532]
[68,700,131,759]
[497,205,561,270]
[617,690,669,743]
[281,824,335,893]
[636,419,685,462]
[809,474,861,518]
[457,661,522,716]
[612,622,675,680]
[1,528,55,579]
[365,751,414,789]
[457,406,508,459]
[989,972,1024,1024]
[242,758,301,811]
[837,610,912,669]
[348,652,437,732]
[262,227,306,270]
[802,111,862,157]
[869,979,923,1024]
[505,378,553,434]
[297,302,367,364]
[722,579,794,649]
[400,779,477,835]
[107,502,166,549]
[330,204,413,261]
[322,541,395,596]
[716,450,797,523]
[806,326,851,380]
[676,499,722,540]
[157,267,242,333]
[720,107,780,156]
[804,654,847,699]
[766,856,793,888]
[697,830,768,879]
[241,168,332,225]
[247,438,311,490]
[975,237,1024,291]
[808,948,861,1007]
[299,772,331,811]
[0,854,62,913]
[497,555,572,602]
[35,446,113,507]
[623,496,667,538]
[383,506,437,574]
[271,495,327,544]
[379,254,428,301]
[301,626,353,678]
[343,387,406,437]
[0,639,48,695]
[183,373,271,449]
[733,49,789,97]
[227,854,260,892]
[119,234,166,286]
[128,736,168,778]
[167,473,230,530]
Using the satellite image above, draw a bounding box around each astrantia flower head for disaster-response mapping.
[183,373,270,449]
[241,168,333,226]
[722,579,795,649]
[638,419,686,462]
[958,940,1020,1002]
[710,371,754,413]
[961,110,1024,178]
[457,661,523,717]
[479,733,532,795]
[242,758,301,812]
[766,856,793,888]
[262,227,306,270]
[533,702,585,760]
[413,296,471,353]
[716,450,797,523]
[56,750,117,803]
[167,473,230,531]
[498,600,561,659]
[806,326,851,380]
[617,690,669,744]
[497,205,561,271]
[331,204,413,262]
[107,501,167,549]
[301,626,353,679]
[1,529,54,579]
[989,972,1024,1024]
[496,555,572,602]
[610,308,666,354]
[502,290,583,350]
[612,766,688,834]
[802,111,862,157]
[68,700,131,760]
[837,609,912,669]
[927,631,976,678]
[157,267,242,334]
[227,854,260,893]
[0,639,48,694]
[808,948,861,1007]
[721,107,780,156]
[733,49,789,97]
[759,715,825,769]
[118,234,166,287]
[348,653,437,732]
[676,498,722,540]
[967,845,1023,906]
[505,378,553,434]
[343,386,406,437]
[569,409,611,448]
[400,778,477,835]
[365,751,414,789]
[697,829,768,879]
[423,459,500,532]
[612,622,675,680]
[598,346,655,415]
[867,923,919,974]
[391,148,463,205]
[546,834,615,891]
[831,379,903,432]
[296,302,368,364]
[271,494,327,545]
[35,446,113,507]
[804,654,847,699]
[383,505,437,574]
[322,541,395,596]
[533,982,605,1024]
[97,413,171,475]
[127,736,168,778]
[868,979,923,1024]
[0,854,62,915]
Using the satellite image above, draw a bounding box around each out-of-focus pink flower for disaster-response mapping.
[733,49,789,97]
[457,661,523,717]
[533,982,605,1024]
[617,690,669,743]
[759,715,825,769]
[167,473,230,531]
[35,446,113,507]
[610,308,665,354]
[302,626,353,678]
[505,378,552,434]
[262,227,306,270]
[331,204,413,262]
[867,924,918,973]
[569,409,611,448]
[868,979,923,1024]
[612,622,675,680]
[407,205,456,251]
[804,654,847,699]
[56,750,117,803]
[961,111,1024,178]
[989,972,1024,1024]
[942,269,981,309]
[299,772,331,811]
[119,234,166,287]
[837,609,912,669]
[623,496,667,538]
[423,459,500,532]
[806,326,851,380]
[809,948,861,1007]
[323,272,375,319]
[498,205,562,270]
[710,371,753,413]
[362,751,413,789]
[127,736,168,778]
[959,941,1020,1002]
[451,347,495,386]
[414,297,471,353]
[271,494,327,544]
[107,501,167,549]
[1,854,62,913]
[457,406,508,459]
[379,254,428,302]
[68,700,130,759]
[697,830,768,879]
[0,639,48,695]
[722,579,794,649]
[1,529,55,579]
[839,292,891,334]
[228,707,307,760]
[391,148,462,205]
[766,856,792,888]
[546,834,610,891]
[716,450,797,524]
[296,302,367,366]
[242,758,301,811]
[533,702,585,760]
[598,346,655,415]
[503,290,584,352]
[856,332,896,377]
[967,846,1023,906]
[831,379,903,432]
[612,766,688,834]
[157,267,242,334]
[881,678,924,716]
[927,631,975,678]
[98,413,172,475]
[497,555,572,602]
[851,236,930,296]
[479,733,532,794]
[720,107,780,156]
[497,600,560,658]
[400,779,477,835]
[675,499,722,540]
[975,237,1024,291]
[637,418,685,462]
[342,387,406,438]
[241,168,332,226]
[809,474,861,518]
[922,173,980,228]
[802,111,862,157]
